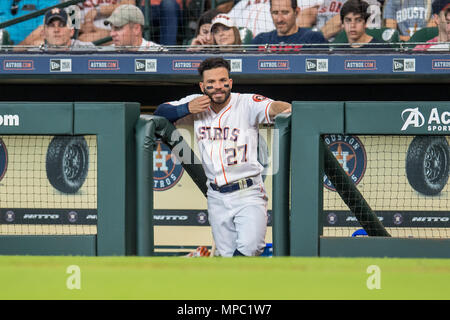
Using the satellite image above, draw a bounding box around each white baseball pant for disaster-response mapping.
[207,175,268,257]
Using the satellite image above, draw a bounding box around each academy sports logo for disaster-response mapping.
[306,59,328,72]
[323,135,367,191]
[393,58,415,72]
[401,107,425,130]
[135,59,157,72]
[401,107,450,132]
[153,140,184,191]
[50,59,72,72]
[0,138,7,182]
[3,60,34,70]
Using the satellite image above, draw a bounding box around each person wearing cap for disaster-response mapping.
[187,9,219,51]
[76,0,136,44]
[105,4,161,51]
[42,8,95,49]
[18,7,96,51]
[251,0,327,50]
[0,0,60,45]
[210,13,242,50]
[414,0,450,51]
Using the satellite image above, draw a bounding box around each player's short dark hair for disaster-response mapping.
[340,0,370,23]
[198,57,230,79]
[269,0,297,10]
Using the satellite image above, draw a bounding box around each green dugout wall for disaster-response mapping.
[0,102,140,256]
[274,101,450,258]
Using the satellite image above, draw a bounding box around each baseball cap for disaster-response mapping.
[44,8,68,26]
[432,0,450,15]
[211,14,235,31]
[104,5,145,27]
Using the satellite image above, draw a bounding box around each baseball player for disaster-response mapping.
[154,57,291,257]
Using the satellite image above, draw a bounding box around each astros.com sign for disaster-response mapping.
[401,107,450,132]
[0,114,19,126]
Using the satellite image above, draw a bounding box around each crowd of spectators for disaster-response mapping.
[0,0,448,51]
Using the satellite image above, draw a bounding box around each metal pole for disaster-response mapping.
[144,0,152,41]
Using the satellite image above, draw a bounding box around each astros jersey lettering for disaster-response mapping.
[167,93,274,187]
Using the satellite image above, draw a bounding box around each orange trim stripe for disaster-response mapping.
[265,101,272,123]
[218,104,233,185]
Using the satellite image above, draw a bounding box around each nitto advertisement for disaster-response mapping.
[323,134,450,238]
[0,135,97,235]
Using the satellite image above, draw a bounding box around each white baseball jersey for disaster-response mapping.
[228,0,274,38]
[168,92,274,187]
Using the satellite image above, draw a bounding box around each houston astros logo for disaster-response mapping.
[0,138,8,182]
[153,140,184,191]
[252,94,268,102]
[323,135,367,191]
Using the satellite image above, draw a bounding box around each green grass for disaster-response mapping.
[0,256,449,300]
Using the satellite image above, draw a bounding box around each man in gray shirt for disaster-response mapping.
[383,0,433,41]
[34,7,96,51]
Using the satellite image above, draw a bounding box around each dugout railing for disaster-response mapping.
[274,101,450,258]
[0,102,139,256]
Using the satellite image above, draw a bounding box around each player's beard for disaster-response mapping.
[205,87,231,106]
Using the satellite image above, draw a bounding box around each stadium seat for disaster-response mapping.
[408,27,439,43]
[333,27,400,46]
[0,30,13,46]
[239,27,253,44]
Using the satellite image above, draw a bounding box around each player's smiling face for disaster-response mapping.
[200,67,233,107]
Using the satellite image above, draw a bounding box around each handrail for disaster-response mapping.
[0,0,85,29]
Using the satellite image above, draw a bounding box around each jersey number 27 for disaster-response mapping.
[225,144,248,165]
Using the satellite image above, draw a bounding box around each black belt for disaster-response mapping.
[210,178,254,193]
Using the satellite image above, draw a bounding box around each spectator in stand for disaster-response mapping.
[187,8,219,50]
[383,0,433,41]
[210,13,242,50]
[310,0,382,41]
[337,0,391,48]
[75,0,136,43]
[222,0,322,38]
[414,0,450,50]
[251,0,328,50]
[0,0,60,45]
[104,4,161,50]
[18,0,135,46]
[137,0,182,45]
[17,7,96,51]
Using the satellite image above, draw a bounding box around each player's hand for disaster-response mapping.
[188,96,211,114]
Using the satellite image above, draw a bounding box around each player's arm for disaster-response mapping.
[269,101,292,119]
[154,95,210,123]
